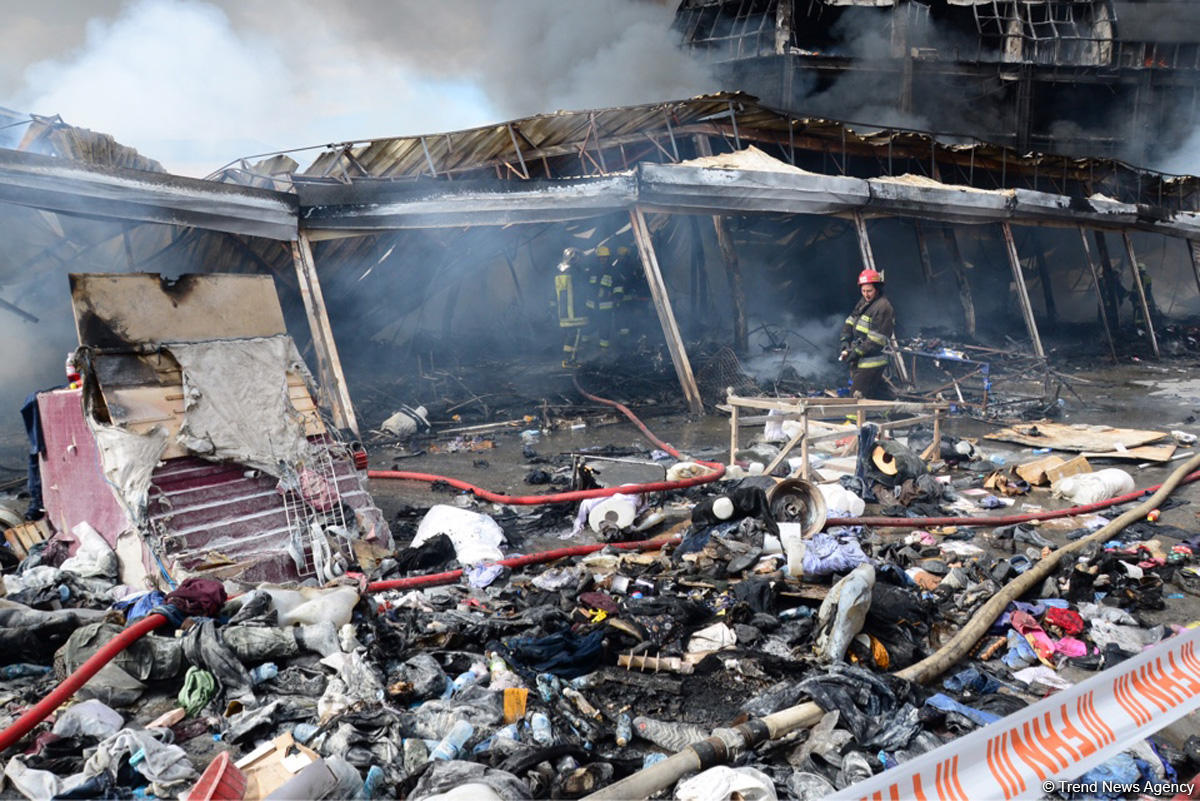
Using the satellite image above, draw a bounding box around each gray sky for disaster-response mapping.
[3,0,711,175]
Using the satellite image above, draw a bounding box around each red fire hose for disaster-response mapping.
[0,530,684,753]
[0,613,169,753]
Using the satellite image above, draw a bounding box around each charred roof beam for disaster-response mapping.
[0,147,297,240]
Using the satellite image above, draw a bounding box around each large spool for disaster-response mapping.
[766,478,827,536]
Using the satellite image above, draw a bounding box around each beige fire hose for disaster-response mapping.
[584,451,1200,801]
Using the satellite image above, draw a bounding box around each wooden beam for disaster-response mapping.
[913,220,935,284]
[852,212,875,271]
[942,226,976,337]
[1189,239,1200,299]
[1032,245,1059,333]
[712,215,748,354]
[1078,227,1118,362]
[1001,222,1045,358]
[291,233,360,436]
[629,208,704,415]
[1122,231,1160,358]
[1092,230,1122,328]
[764,425,805,477]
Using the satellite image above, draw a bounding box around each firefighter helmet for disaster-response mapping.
[857,268,884,286]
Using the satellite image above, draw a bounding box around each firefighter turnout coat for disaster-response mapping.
[840,294,894,370]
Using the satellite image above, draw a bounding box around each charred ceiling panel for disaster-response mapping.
[0,148,298,240]
[296,175,637,234]
[69,272,287,349]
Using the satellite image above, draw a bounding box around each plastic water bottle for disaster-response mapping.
[643,753,667,768]
[535,673,560,704]
[530,712,553,746]
[292,722,318,744]
[357,765,385,799]
[989,454,1007,466]
[429,720,473,761]
[0,664,51,680]
[250,662,278,684]
[449,665,485,696]
[615,713,632,747]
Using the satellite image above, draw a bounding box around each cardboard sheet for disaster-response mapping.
[984,420,1166,453]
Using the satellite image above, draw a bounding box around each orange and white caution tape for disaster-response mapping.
[838,627,1200,800]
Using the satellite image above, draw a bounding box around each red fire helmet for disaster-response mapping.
[857,268,884,286]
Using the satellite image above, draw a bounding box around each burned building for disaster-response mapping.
[675,0,1200,166]
[2,94,1200,430]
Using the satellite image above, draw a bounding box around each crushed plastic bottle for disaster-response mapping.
[445,663,487,697]
[530,712,554,746]
[429,719,473,761]
[0,664,52,680]
[535,673,561,704]
[356,765,386,800]
[249,662,278,685]
[615,713,632,746]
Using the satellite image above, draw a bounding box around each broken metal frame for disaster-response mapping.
[725,394,946,481]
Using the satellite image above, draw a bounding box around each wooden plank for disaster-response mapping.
[853,212,875,271]
[292,233,361,436]
[764,426,806,476]
[985,420,1166,452]
[1122,231,1160,358]
[943,226,976,337]
[1082,443,1177,463]
[914,222,935,284]
[1001,222,1045,358]
[713,215,748,354]
[630,208,703,415]
[3,519,51,559]
[1189,239,1200,299]
[729,403,739,465]
[1078,227,1118,362]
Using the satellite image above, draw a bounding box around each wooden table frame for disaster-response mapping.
[725,394,948,479]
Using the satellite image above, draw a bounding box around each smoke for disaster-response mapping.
[741,313,844,384]
[5,0,713,176]
[1152,127,1200,177]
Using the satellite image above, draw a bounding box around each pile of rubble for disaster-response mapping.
[2,413,1200,801]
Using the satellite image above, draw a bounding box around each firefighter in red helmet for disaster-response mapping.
[838,268,894,399]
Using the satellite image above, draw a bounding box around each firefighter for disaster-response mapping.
[839,268,894,399]
[586,245,618,355]
[556,247,590,367]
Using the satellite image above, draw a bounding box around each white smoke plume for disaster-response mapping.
[5,0,714,176]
